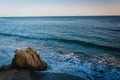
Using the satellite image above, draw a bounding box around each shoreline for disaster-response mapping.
[0,69,83,80]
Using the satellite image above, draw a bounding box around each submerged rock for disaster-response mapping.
[12,47,47,71]
[0,47,47,71]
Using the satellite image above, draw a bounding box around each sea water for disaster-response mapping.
[0,16,120,80]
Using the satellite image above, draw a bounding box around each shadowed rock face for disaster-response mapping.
[12,47,47,71]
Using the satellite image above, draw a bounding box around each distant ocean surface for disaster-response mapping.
[0,16,120,80]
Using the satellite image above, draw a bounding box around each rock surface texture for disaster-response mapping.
[0,47,47,71]
[12,47,47,71]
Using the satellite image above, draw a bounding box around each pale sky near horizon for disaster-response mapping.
[0,0,120,16]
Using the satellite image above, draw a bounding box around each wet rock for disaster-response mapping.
[0,69,83,80]
[0,69,41,80]
[0,70,17,80]
[16,38,22,42]
[98,70,104,74]
[0,65,13,71]
[12,47,47,71]
[59,50,71,55]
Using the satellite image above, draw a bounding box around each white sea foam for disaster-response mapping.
[40,51,120,80]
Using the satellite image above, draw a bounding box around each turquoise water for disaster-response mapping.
[0,16,120,80]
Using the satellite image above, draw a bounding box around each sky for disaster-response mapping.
[0,0,120,16]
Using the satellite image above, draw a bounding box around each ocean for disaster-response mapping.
[0,16,120,80]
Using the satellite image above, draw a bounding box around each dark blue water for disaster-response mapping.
[0,16,120,80]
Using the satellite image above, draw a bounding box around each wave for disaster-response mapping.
[94,27,120,32]
[0,32,120,52]
[58,38,120,51]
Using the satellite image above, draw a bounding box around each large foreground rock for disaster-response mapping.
[12,47,47,71]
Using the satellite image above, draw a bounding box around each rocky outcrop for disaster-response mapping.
[12,47,47,71]
[0,47,47,71]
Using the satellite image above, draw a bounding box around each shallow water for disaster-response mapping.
[0,16,120,80]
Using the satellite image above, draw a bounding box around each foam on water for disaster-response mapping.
[40,52,120,80]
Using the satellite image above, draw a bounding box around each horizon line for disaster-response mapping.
[0,15,120,17]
